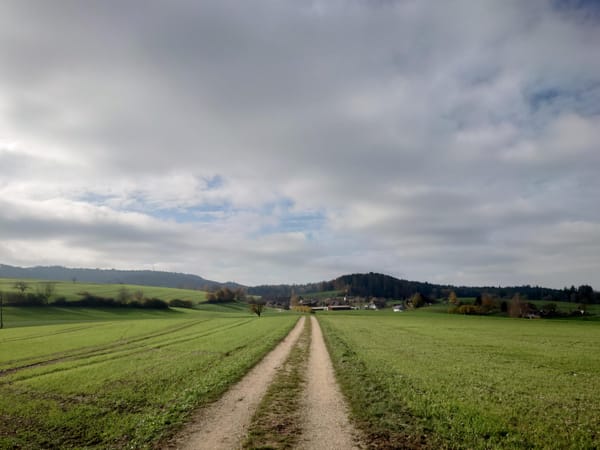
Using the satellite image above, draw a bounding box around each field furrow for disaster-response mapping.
[0,318,215,373]
[2,318,257,384]
[0,309,298,449]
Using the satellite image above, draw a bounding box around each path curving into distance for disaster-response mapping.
[166,316,305,450]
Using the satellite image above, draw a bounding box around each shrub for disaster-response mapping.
[142,298,169,309]
[169,299,194,308]
[52,297,69,306]
[409,292,426,308]
[4,292,45,306]
[77,295,118,307]
[207,287,247,303]
[481,293,498,313]
[457,304,480,315]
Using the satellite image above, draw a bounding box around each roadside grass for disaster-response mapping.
[243,316,311,449]
[0,308,298,449]
[0,277,208,303]
[319,310,600,449]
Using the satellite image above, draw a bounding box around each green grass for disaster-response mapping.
[318,310,600,449]
[0,306,187,329]
[0,307,298,449]
[0,277,208,303]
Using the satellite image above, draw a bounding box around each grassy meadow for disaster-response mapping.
[0,306,298,449]
[3,287,599,449]
[319,309,600,449]
[0,278,208,303]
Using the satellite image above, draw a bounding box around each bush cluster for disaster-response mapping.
[206,287,246,303]
[3,292,47,306]
[3,291,169,309]
[72,294,168,309]
[168,298,194,308]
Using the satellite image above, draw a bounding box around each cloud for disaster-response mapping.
[0,0,599,287]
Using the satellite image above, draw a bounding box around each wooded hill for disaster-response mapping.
[2,264,596,303]
[250,272,598,303]
[0,264,241,291]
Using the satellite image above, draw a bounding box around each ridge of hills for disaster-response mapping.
[0,264,241,291]
[1,263,588,302]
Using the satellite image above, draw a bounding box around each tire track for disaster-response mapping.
[165,316,306,450]
[297,315,361,449]
[0,319,247,380]
[1,319,212,372]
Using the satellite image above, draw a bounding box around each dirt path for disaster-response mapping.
[166,316,305,450]
[298,315,361,450]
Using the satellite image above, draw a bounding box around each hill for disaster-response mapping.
[2,264,596,304]
[0,278,207,303]
[250,272,597,303]
[0,264,241,290]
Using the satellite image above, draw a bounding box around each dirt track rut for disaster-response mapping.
[169,314,360,449]
[167,316,305,450]
[297,315,360,449]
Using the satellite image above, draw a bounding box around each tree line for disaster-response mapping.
[0,281,194,309]
[251,272,598,304]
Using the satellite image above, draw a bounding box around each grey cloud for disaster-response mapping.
[0,1,599,287]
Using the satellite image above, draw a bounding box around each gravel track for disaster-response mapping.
[169,314,361,449]
[297,315,361,449]
[166,316,305,450]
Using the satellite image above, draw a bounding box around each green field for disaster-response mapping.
[426,299,600,317]
[0,277,208,303]
[319,309,600,449]
[0,306,297,449]
[4,298,599,449]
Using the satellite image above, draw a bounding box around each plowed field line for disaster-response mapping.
[0,319,249,379]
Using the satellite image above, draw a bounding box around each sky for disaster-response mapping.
[1,1,599,288]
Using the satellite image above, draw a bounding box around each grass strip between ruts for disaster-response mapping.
[243,315,311,449]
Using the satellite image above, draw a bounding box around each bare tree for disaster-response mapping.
[117,286,132,304]
[249,301,265,317]
[448,291,458,305]
[133,289,145,302]
[290,291,299,308]
[36,282,56,305]
[509,293,523,318]
[13,281,30,295]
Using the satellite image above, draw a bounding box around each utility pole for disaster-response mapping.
[0,291,4,329]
